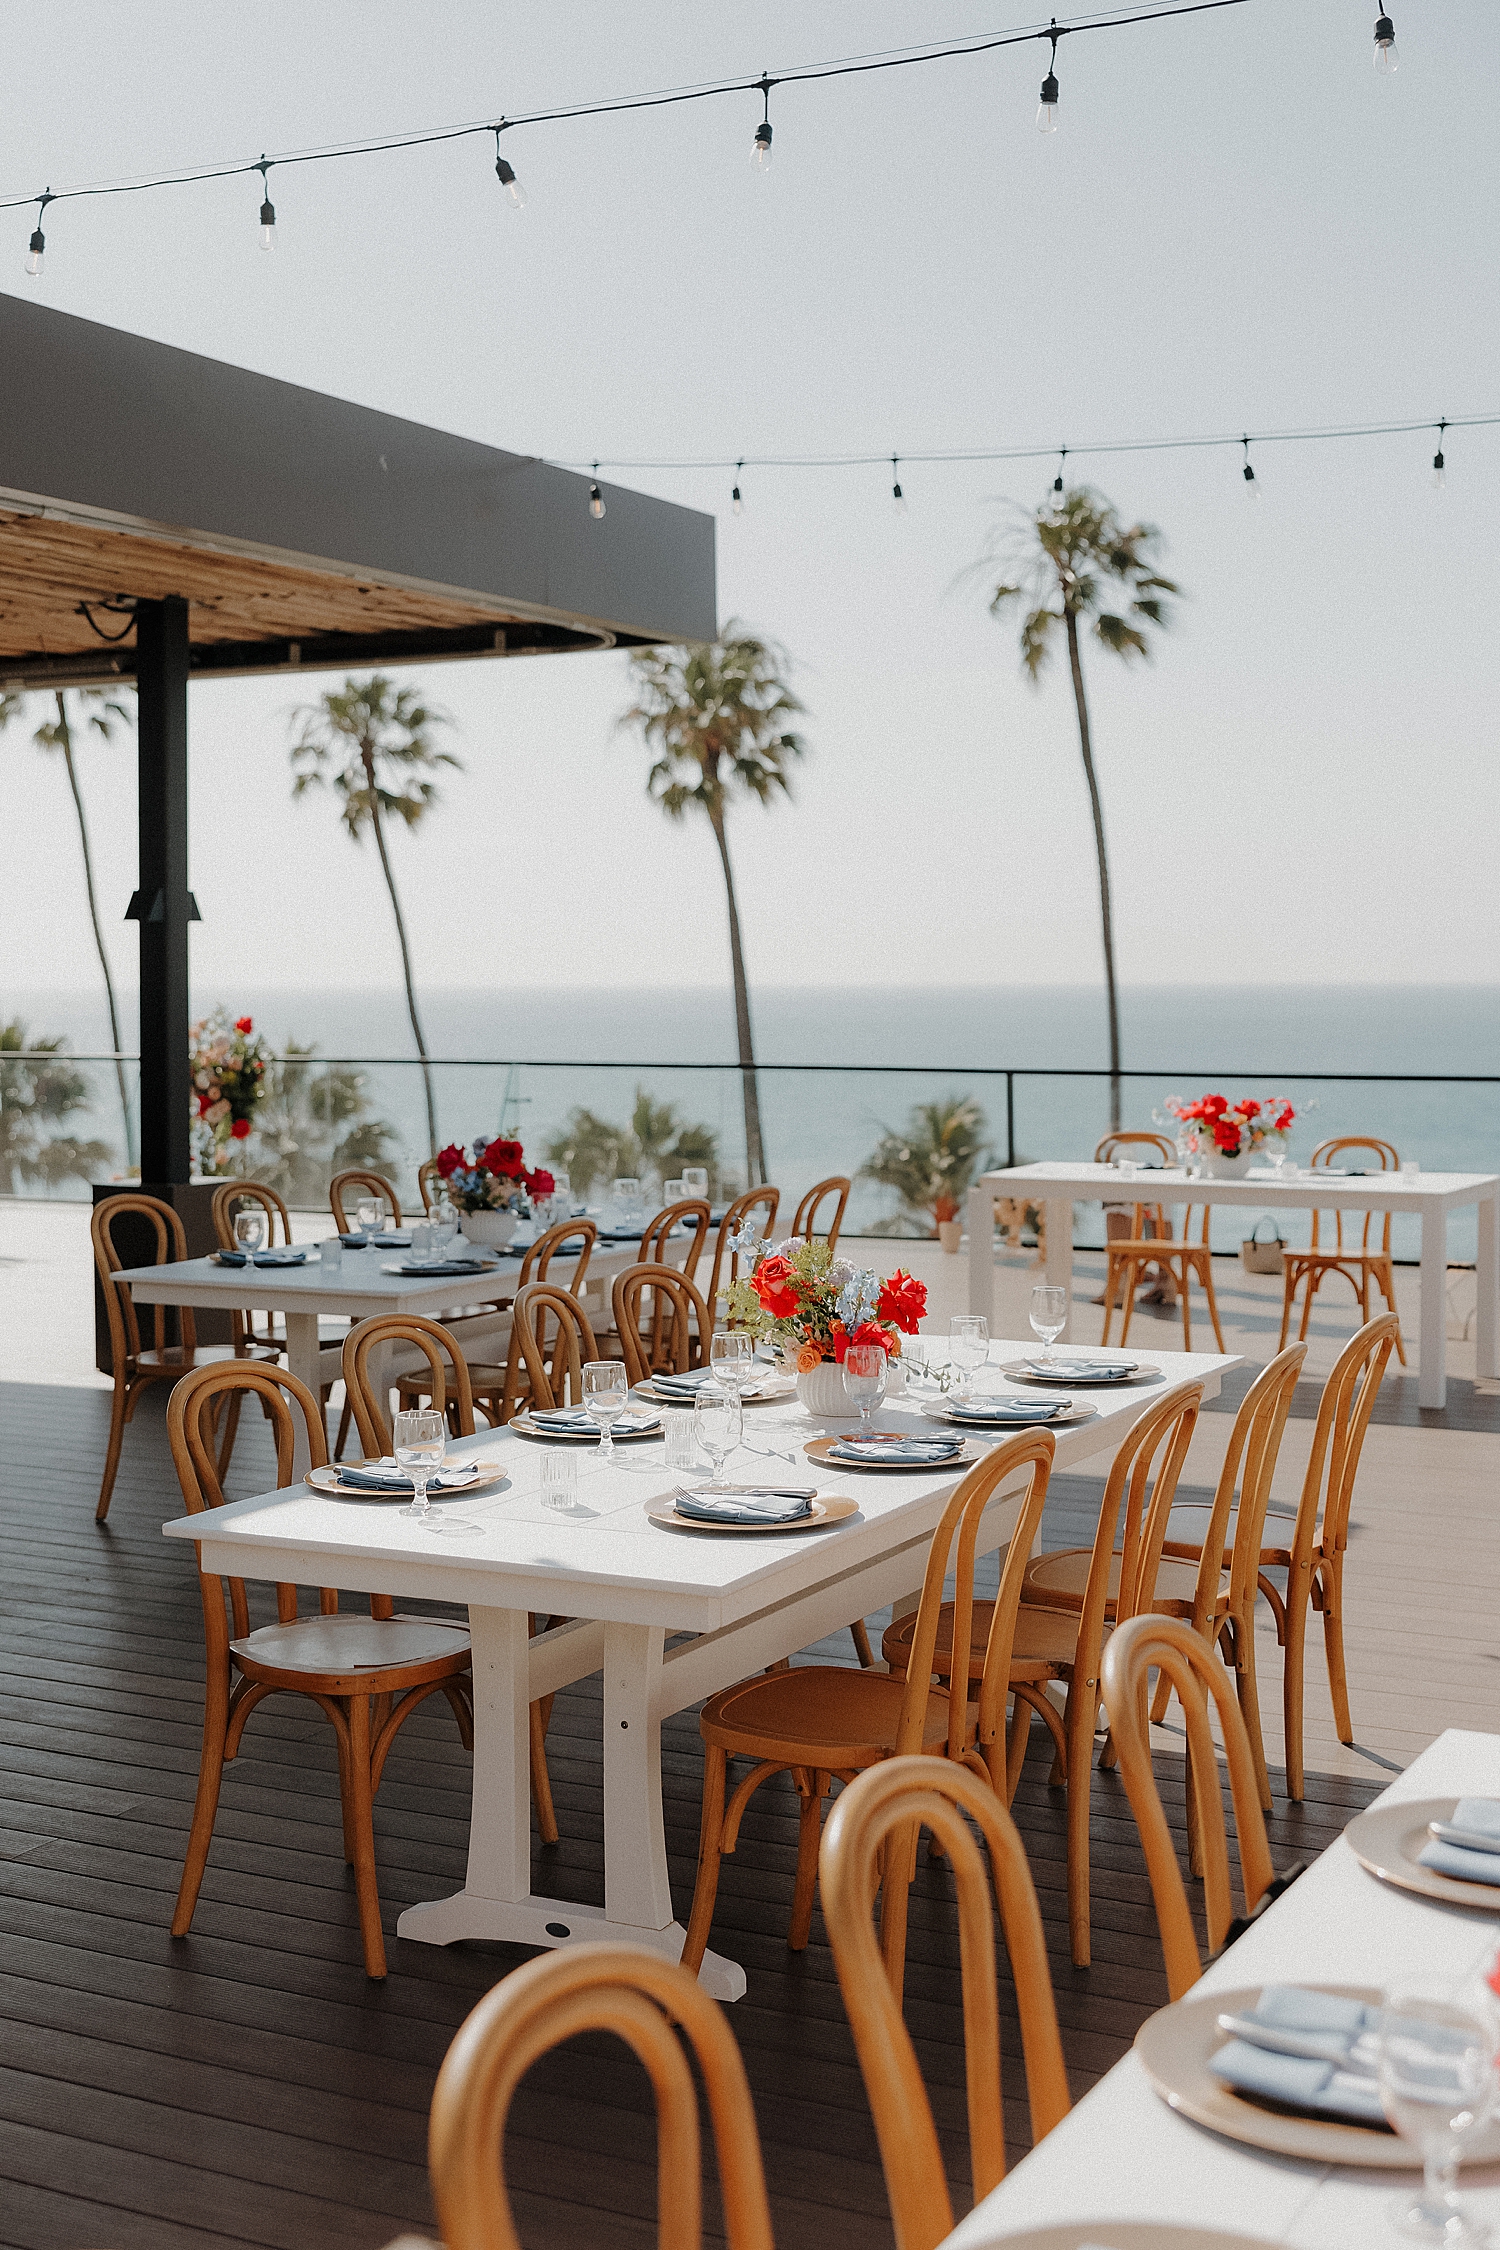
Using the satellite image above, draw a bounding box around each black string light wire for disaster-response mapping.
[731,462,744,514]
[891,456,907,510]
[0,1,1286,276]
[25,188,52,277]
[1052,446,1068,495]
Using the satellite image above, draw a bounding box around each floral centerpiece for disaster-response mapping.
[723,1238,927,1413]
[434,1136,554,1247]
[1163,1094,1295,1176]
[189,1010,270,1176]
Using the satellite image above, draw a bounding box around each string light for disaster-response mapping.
[25,189,51,278]
[493,125,525,208]
[1241,435,1260,498]
[1373,12,1398,72]
[1038,21,1061,131]
[732,462,744,514]
[1432,421,1447,489]
[891,455,907,511]
[256,159,276,251]
[1052,446,1068,496]
[589,464,605,520]
[752,75,774,170]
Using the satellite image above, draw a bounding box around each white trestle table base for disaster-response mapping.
[162,1341,1237,1996]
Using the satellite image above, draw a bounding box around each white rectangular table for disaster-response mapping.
[968,1164,1500,1409]
[947,1727,1500,2248]
[160,1339,1237,2001]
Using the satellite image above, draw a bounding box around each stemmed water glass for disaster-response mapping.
[693,1383,742,1480]
[842,1342,888,1430]
[1030,1284,1068,1364]
[233,1209,266,1259]
[948,1314,988,1400]
[1377,1986,1498,2244]
[710,1331,754,1396]
[355,1196,381,1240]
[582,1361,630,1461]
[394,1408,446,1523]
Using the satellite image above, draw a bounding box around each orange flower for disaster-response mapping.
[795,1341,825,1373]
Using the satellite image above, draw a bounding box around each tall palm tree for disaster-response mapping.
[619,625,806,1185]
[288,675,460,1155]
[983,486,1179,1128]
[2,688,137,1167]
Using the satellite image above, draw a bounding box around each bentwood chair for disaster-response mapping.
[1027,1344,1306,1814]
[1095,1132,1178,1311]
[91,1193,200,1523]
[1103,1614,1297,2000]
[1278,1137,1407,1362]
[1101,1195,1226,1352]
[637,1197,712,1286]
[417,1220,598,1428]
[703,1186,781,1317]
[207,1179,304,1474]
[1163,1314,1398,1799]
[682,1430,1055,1977]
[428,1945,775,2250]
[344,1315,560,1844]
[329,1168,402,1232]
[820,1758,1070,2248]
[791,1176,851,1253]
[417,1156,442,1213]
[167,1362,473,1978]
[612,1262,713,1384]
[1095,1131,1175,1169]
[511,1283,602,1410]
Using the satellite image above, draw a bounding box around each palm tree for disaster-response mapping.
[0,1021,112,1195]
[288,676,460,1155]
[982,487,1179,1128]
[2,689,137,1167]
[619,626,806,1184]
[860,1095,994,1236]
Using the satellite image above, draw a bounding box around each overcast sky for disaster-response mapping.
[3,0,1496,1001]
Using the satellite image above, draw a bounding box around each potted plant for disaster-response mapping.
[1163,1094,1295,1180]
[189,1011,270,1176]
[435,1136,554,1249]
[721,1238,927,1416]
[858,1095,992,1246]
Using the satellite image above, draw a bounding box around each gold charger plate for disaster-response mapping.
[644,1492,859,1534]
[1345,1796,1500,1911]
[304,1458,506,1500]
[997,1358,1162,1389]
[632,1378,792,1408]
[919,1399,1098,1429]
[510,1412,661,1444]
[802,1434,983,1471]
[1136,1983,1500,2167]
[986,2229,1283,2250]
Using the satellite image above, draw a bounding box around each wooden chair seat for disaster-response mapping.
[1021,1545,1227,1617]
[700,1666,951,1769]
[1277,1137,1407,1364]
[230,1612,471,1687]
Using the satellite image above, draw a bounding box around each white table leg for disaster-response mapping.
[1418,1203,1448,1410]
[1477,1192,1499,1383]
[1044,1199,1074,1340]
[967,1183,994,1322]
[397,1606,748,2000]
[281,1311,324,1475]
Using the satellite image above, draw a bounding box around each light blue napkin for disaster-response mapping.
[216,1248,307,1268]
[1022,1358,1133,1381]
[336,1459,482,1494]
[392,1257,493,1277]
[531,1407,659,1435]
[651,1369,721,1396]
[828,1434,963,1464]
[1418,1801,1500,1883]
[672,1485,814,1526]
[947,1397,1068,1423]
[1211,1989,1386,2127]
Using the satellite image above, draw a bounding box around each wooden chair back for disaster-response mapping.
[791,1176,851,1252]
[1308,1136,1399,1257]
[704,1186,781,1313]
[428,1942,775,2250]
[637,1199,711,1284]
[1094,1131,1174,1168]
[417,1157,443,1212]
[515,1216,596,1296]
[612,1263,713,1386]
[210,1181,294,1356]
[820,1756,1070,2247]
[343,1315,477,1456]
[1072,1382,1204,1667]
[1173,1344,1307,1620]
[1287,1312,1399,1570]
[1102,1613,1278,1998]
[329,1168,401,1231]
[511,1283,601,1411]
[91,1192,197,1369]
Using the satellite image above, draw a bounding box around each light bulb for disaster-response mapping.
[25,229,44,278]
[892,480,907,512]
[1037,70,1059,132]
[1432,449,1446,488]
[495,155,525,210]
[752,120,773,170]
[1373,13,1398,70]
[589,481,605,521]
[259,197,276,251]
[1243,461,1261,499]
[731,482,743,515]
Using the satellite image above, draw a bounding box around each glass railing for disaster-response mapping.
[4,1052,1496,1261]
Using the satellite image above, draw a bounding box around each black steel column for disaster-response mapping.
[135,596,192,1184]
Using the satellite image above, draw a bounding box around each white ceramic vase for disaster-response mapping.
[460,1207,520,1250]
[1200,1148,1255,1181]
[796,1360,853,1417]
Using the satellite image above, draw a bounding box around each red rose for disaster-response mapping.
[234,1016,253,1035]
[482,1137,526,1178]
[435,1143,466,1179]
[230,1117,252,1140]
[1202,1095,1228,1117]
[526,1168,555,1200]
[750,1253,799,1320]
[833,1320,891,1364]
[1212,1120,1240,1152]
[1239,1099,1261,1118]
[877,1269,927,1334]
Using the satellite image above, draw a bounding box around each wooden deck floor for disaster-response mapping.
[0,1375,1399,2250]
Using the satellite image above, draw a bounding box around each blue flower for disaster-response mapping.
[837,1272,880,1330]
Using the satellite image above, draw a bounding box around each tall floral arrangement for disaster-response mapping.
[722,1237,926,1370]
[190,1010,270,1175]
[435,1135,554,1215]
[1164,1093,1294,1160]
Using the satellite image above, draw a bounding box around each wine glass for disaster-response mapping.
[394,1408,446,1523]
[694,1383,743,1480]
[582,1360,630,1461]
[948,1314,988,1400]
[681,1167,709,1200]
[1378,1986,1498,2244]
[549,1170,572,1216]
[842,1342,888,1430]
[1030,1284,1068,1364]
[233,1209,266,1259]
[710,1330,754,1395]
[431,1199,458,1255]
[355,1196,380,1239]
